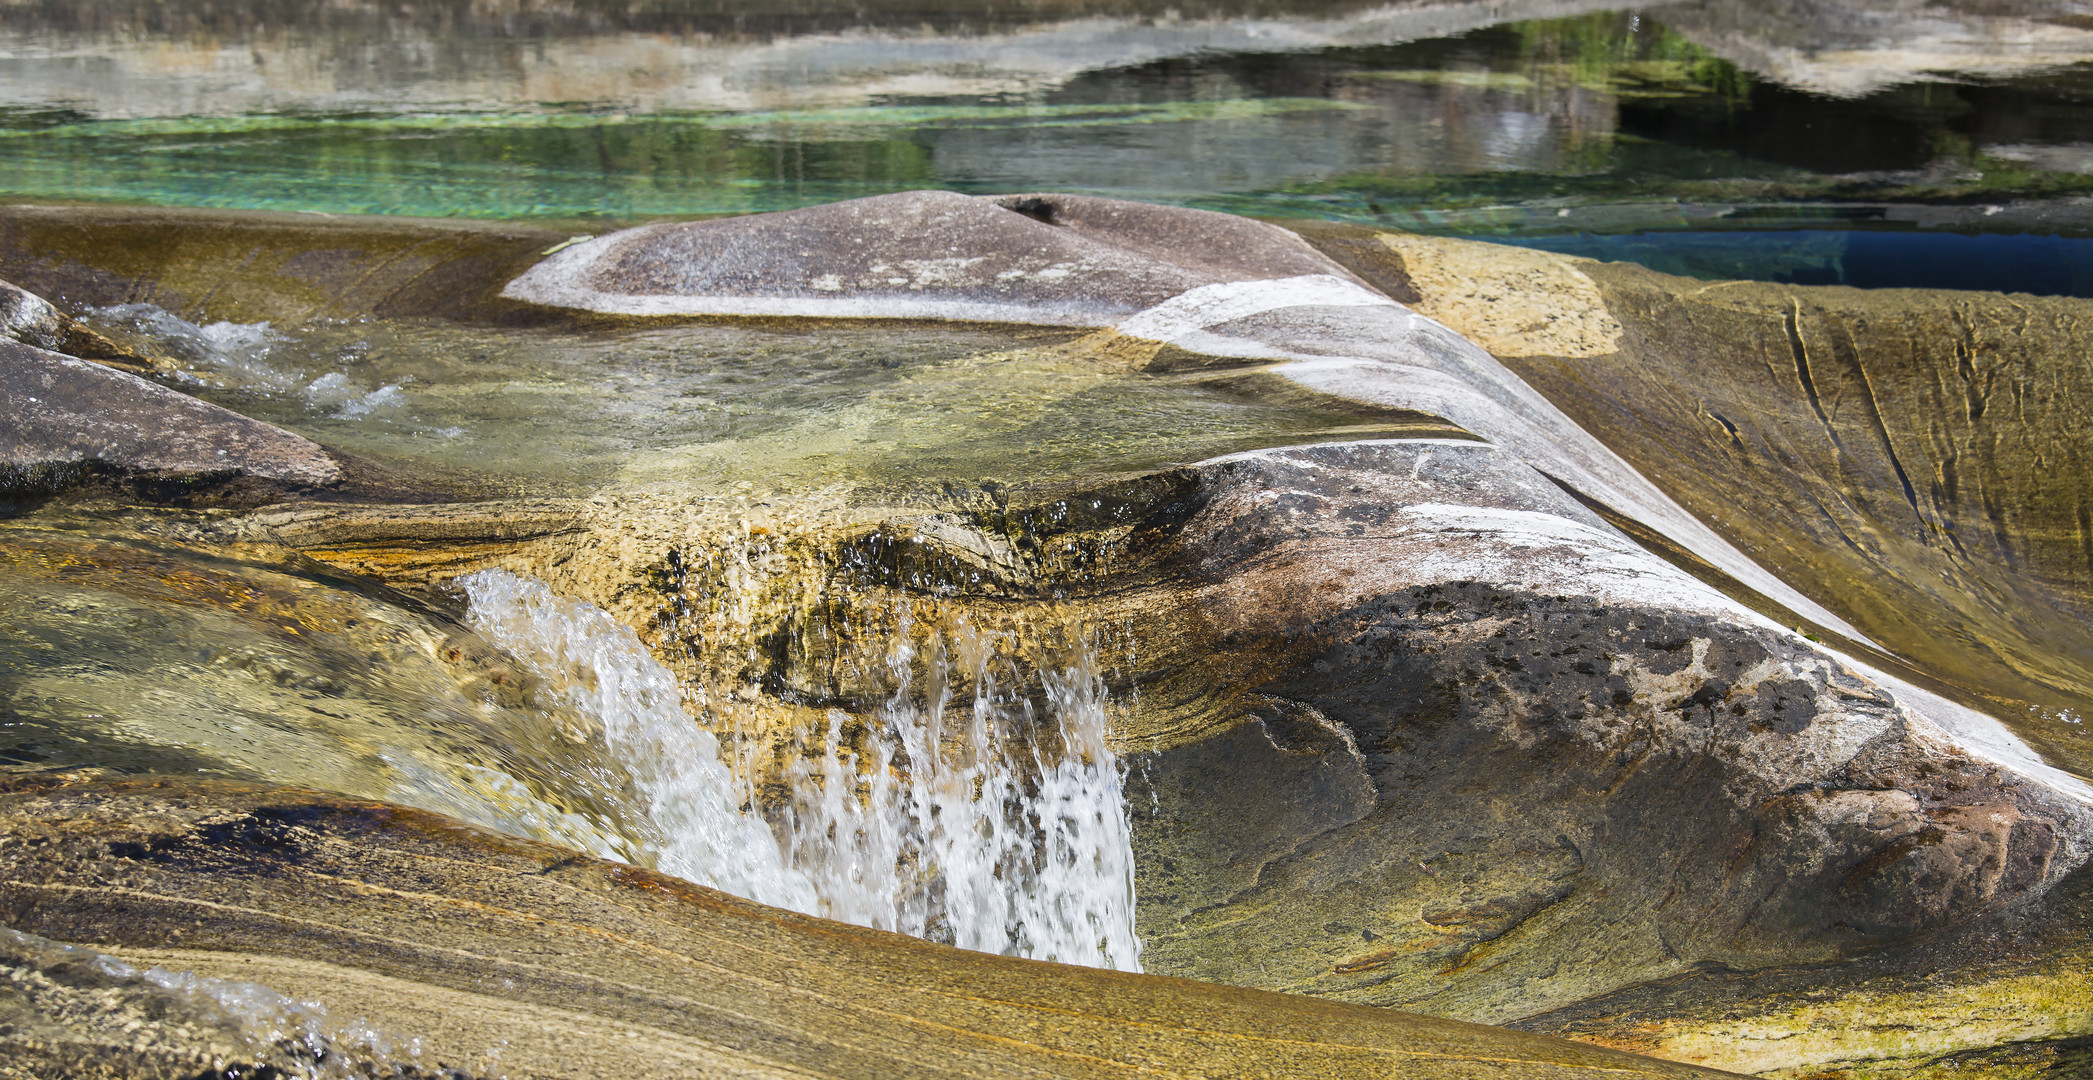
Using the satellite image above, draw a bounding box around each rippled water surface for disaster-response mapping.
[6,0,2093,996]
[77,304,1418,495]
[3,2,2091,257]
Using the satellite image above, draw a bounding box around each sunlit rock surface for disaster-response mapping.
[5,194,2093,1078]
[1307,227,2093,783]
[503,190,1355,324]
[0,773,1742,1079]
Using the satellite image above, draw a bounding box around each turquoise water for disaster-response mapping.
[3,7,2091,254]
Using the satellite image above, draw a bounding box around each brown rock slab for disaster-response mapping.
[1,339,341,489]
[0,773,1743,1079]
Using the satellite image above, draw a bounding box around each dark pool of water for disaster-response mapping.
[1507,228,2093,297]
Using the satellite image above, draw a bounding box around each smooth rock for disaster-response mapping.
[1303,227,2093,783]
[297,431,2091,1064]
[1,339,341,490]
[503,190,1858,653]
[0,773,1742,1080]
[503,190,1359,324]
[0,277,66,352]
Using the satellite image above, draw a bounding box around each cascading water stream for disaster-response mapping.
[457,569,1141,972]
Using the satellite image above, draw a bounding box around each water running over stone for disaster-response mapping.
[458,569,1141,971]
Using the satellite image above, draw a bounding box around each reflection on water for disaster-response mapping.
[1508,228,2093,298]
[1,5,2089,235]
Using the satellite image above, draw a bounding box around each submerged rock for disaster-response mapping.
[0,773,1740,1079]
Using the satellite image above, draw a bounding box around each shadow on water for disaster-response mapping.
[1505,228,2093,297]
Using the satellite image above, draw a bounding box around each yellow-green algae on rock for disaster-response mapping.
[0,772,1744,1079]
[1291,223,2093,1078]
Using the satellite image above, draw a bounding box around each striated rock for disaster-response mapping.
[1301,226,2093,783]
[0,205,564,327]
[288,428,2089,1059]
[0,773,1742,1079]
[1,338,342,494]
[506,191,1857,651]
[9,196,2093,1078]
[478,196,2093,1075]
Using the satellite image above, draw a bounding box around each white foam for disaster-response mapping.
[459,571,1141,970]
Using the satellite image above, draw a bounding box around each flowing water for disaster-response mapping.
[8,300,1273,972]
[78,304,1417,495]
[4,4,2091,283]
[5,0,2093,1058]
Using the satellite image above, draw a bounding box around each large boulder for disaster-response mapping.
[503,190,1355,324]
[473,193,2093,1075]
[11,195,2092,1078]
[1297,226,2093,783]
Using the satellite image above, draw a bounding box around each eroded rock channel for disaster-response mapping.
[2,193,2089,1079]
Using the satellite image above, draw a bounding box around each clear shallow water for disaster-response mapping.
[2,5,2090,251]
[5,0,2093,1000]
[80,304,1420,496]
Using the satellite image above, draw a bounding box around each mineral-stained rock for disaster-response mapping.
[1298,226,2093,783]
[1030,442,2093,1028]
[504,191,1858,654]
[0,772,1743,1079]
[0,338,342,494]
[12,196,2093,1078]
[0,203,563,327]
[291,430,2089,1068]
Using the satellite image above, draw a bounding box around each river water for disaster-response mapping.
[3,0,2092,986]
[4,2,2091,289]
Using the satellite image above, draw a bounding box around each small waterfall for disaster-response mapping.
[777,613,1142,971]
[459,570,819,913]
[457,570,1140,971]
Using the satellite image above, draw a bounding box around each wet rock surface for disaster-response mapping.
[6,198,2093,1078]
[0,773,1742,1079]
[1023,444,2093,1028]
[0,205,564,328]
[0,338,342,497]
